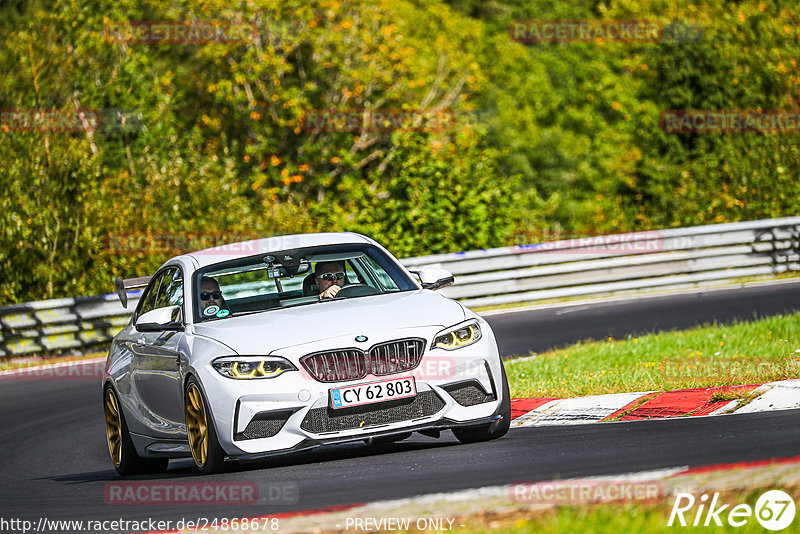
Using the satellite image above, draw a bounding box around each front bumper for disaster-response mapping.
[194,323,505,458]
[230,413,505,462]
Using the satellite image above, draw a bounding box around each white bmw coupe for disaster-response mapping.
[103,233,510,475]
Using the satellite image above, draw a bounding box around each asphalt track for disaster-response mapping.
[487,280,800,357]
[2,282,800,532]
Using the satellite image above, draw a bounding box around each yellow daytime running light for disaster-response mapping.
[435,324,481,350]
[257,361,286,378]
[214,357,296,379]
[231,361,257,378]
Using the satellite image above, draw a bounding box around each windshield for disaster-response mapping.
[193,243,416,322]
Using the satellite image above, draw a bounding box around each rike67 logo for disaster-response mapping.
[668,490,796,530]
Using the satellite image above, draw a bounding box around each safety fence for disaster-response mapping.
[404,217,800,308]
[1,217,798,358]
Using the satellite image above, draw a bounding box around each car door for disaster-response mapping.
[131,267,187,439]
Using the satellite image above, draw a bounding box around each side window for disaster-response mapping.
[344,260,362,284]
[154,268,183,309]
[277,274,304,293]
[362,255,399,291]
[137,271,167,319]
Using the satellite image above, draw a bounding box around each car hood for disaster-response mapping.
[190,290,466,355]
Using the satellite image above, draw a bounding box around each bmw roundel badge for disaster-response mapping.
[355,335,368,343]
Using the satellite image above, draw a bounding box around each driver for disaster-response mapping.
[315,261,346,300]
[199,277,228,316]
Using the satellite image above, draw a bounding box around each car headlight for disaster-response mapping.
[212,356,297,379]
[433,320,482,350]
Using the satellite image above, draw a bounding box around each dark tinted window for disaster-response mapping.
[137,270,167,319]
[154,268,183,309]
[193,243,415,322]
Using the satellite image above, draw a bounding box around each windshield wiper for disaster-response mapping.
[226,310,267,318]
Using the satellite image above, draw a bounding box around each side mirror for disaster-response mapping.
[136,305,184,332]
[411,267,455,291]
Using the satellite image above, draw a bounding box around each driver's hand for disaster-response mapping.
[319,285,341,300]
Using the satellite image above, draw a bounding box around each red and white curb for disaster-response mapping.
[734,380,800,413]
[2,361,798,425]
[510,379,800,427]
[511,392,653,426]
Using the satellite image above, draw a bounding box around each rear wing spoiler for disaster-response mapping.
[114,276,152,309]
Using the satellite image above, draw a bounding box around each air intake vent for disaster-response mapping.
[235,410,293,441]
[300,390,445,434]
[301,349,367,382]
[369,338,425,376]
[300,338,427,383]
[442,381,495,407]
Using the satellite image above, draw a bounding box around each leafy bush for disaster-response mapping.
[1,0,798,303]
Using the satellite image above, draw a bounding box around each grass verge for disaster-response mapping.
[505,312,800,398]
[415,487,796,534]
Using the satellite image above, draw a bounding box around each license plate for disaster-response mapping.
[330,376,416,409]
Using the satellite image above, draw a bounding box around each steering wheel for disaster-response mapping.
[334,283,381,298]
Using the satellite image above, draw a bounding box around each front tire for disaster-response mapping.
[104,386,169,476]
[453,363,511,444]
[185,377,226,475]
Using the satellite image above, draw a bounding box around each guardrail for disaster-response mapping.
[0,293,143,358]
[2,217,799,358]
[404,217,800,307]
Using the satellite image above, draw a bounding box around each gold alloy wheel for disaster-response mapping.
[185,383,209,466]
[104,389,122,467]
